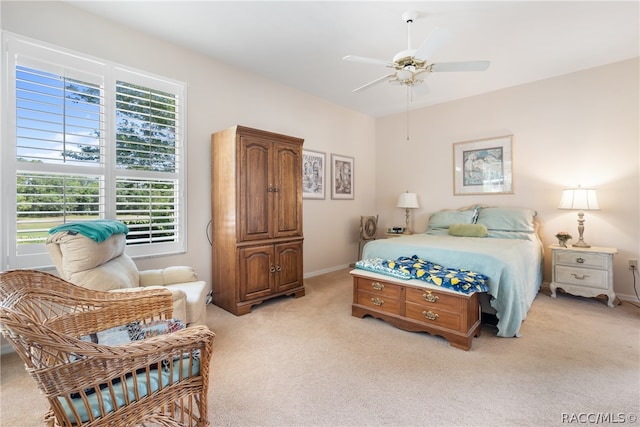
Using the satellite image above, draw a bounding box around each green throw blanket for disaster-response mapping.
[49,220,129,242]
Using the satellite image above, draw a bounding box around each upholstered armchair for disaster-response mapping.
[0,269,215,427]
[46,228,208,325]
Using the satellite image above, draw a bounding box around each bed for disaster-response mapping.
[360,206,544,338]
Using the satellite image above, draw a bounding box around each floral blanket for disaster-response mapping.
[356,255,488,294]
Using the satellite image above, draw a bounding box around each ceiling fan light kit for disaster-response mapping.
[343,10,491,93]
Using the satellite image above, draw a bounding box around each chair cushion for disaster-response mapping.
[59,358,200,424]
[139,266,198,286]
[64,319,197,423]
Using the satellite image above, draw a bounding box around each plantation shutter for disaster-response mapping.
[2,33,186,269]
[12,54,106,263]
[113,75,183,246]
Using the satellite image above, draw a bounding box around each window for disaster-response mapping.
[1,32,187,269]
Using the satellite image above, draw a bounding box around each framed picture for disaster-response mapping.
[302,149,326,199]
[453,135,513,195]
[331,154,354,200]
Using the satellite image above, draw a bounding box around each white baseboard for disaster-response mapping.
[304,264,351,279]
[616,292,640,303]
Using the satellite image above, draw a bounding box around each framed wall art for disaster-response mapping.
[302,149,326,199]
[331,154,354,200]
[453,135,513,195]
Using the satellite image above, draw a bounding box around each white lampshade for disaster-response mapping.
[396,69,413,81]
[559,187,600,211]
[397,192,419,209]
[413,70,428,82]
[558,186,599,248]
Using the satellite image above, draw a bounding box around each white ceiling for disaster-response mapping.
[66,1,639,117]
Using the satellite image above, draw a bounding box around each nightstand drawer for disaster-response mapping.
[554,251,608,269]
[555,265,608,290]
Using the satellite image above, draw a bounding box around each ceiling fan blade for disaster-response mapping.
[431,61,491,72]
[352,74,396,93]
[414,27,451,61]
[343,55,395,68]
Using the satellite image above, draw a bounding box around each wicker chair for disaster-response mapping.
[0,269,215,427]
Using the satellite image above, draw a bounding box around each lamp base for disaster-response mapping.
[403,208,412,235]
[572,241,591,248]
[573,211,591,248]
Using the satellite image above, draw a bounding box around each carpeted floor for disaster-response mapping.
[2,268,639,426]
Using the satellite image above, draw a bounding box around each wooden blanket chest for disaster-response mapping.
[350,269,482,350]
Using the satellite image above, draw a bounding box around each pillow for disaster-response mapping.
[448,223,488,238]
[81,318,186,346]
[426,208,477,230]
[424,228,450,236]
[67,254,139,291]
[75,319,186,397]
[48,232,127,274]
[475,207,535,232]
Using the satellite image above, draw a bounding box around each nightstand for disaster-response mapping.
[385,233,404,238]
[549,245,617,307]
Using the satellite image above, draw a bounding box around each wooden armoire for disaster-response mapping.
[210,125,305,315]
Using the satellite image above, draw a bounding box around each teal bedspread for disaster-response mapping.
[49,220,129,242]
[362,234,543,338]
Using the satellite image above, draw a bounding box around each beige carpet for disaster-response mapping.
[1,269,639,426]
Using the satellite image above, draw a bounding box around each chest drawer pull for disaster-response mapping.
[422,310,439,321]
[575,257,585,264]
[371,282,384,291]
[571,273,589,280]
[371,297,384,306]
[422,291,439,303]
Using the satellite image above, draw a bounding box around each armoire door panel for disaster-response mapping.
[239,245,273,300]
[239,137,271,241]
[273,143,302,238]
[275,241,303,292]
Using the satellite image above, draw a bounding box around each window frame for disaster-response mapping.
[1,31,188,269]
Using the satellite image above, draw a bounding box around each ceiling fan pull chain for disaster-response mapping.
[406,86,410,141]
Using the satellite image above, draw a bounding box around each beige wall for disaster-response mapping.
[2,2,638,300]
[375,58,640,298]
[1,1,376,284]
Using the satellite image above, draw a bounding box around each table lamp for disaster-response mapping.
[396,191,419,235]
[558,186,599,248]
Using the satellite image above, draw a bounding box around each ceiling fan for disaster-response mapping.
[343,10,490,93]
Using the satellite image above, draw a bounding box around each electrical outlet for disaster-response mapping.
[629,259,638,270]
